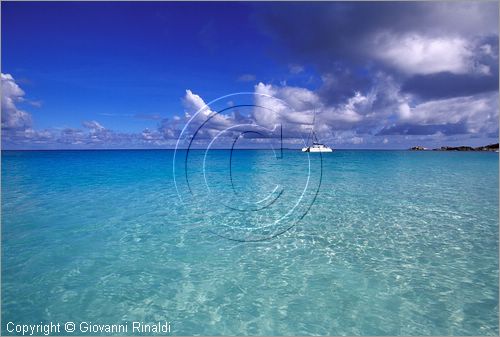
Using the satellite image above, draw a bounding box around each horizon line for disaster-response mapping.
[2,147,498,152]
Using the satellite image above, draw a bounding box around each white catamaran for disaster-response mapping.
[301,110,333,153]
[302,141,333,152]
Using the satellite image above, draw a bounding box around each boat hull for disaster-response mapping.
[301,147,333,152]
[309,147,333,152]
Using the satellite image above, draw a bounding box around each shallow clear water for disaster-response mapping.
[2,150,498,335]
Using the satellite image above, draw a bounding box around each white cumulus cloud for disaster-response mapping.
[1,73,32,130]
[373,33,474,75]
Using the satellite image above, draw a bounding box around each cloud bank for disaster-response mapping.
[2,2,498,149]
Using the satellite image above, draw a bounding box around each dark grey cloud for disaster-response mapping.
[401,36,499,99]
[256,1,499,101]
[317,63,375,104]
[402,72,498,100]
[252,1,499,144]
[378,121,469,136]
[256,2,498,71]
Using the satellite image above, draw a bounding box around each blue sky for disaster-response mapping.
[2,1,499,149]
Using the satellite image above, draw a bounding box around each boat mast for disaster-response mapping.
[311,107,318,145]
[306,107,317,146]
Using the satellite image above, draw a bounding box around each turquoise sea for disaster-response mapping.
[2,150,498,335]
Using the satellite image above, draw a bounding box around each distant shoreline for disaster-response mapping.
[410,143,499,152]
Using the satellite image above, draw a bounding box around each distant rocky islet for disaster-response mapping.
[410,143,499,151]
